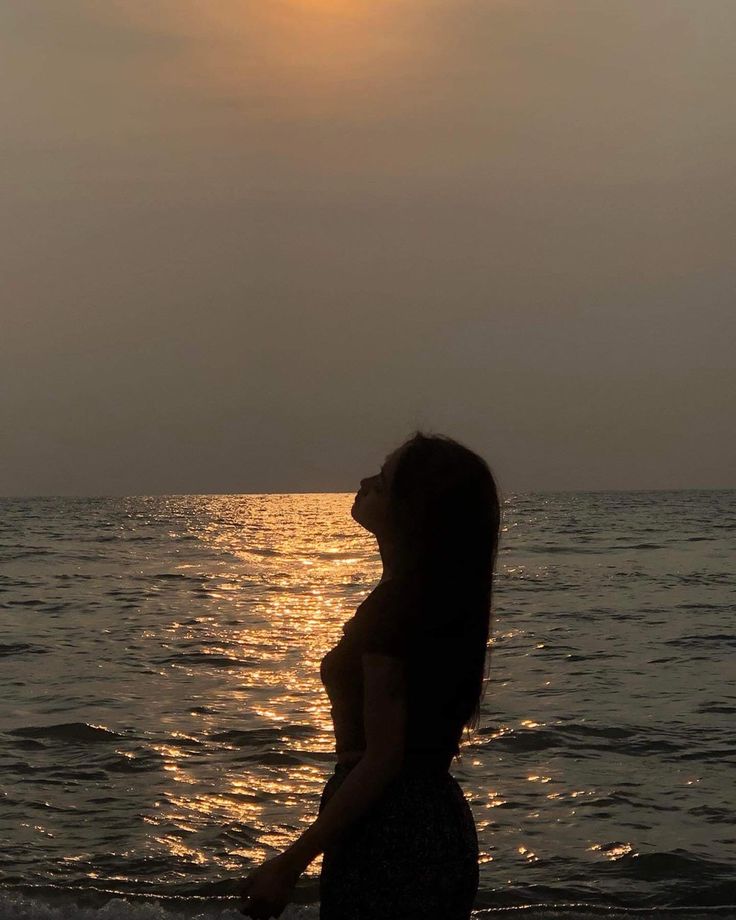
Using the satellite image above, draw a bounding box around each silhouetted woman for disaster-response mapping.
[239,431,502,920]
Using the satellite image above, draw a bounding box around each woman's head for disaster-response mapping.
[351,442,407,540]
[352,430,501,585]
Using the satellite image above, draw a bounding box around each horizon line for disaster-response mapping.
[1,486,735,500]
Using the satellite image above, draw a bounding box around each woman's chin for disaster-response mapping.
[350,505,372,532]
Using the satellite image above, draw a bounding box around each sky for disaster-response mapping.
[2,0,734,495]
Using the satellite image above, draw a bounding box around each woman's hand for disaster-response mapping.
[237,853,304,918]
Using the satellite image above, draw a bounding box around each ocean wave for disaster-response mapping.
[601,849,733,881]
[664,635,736,649]
[209,725,315,746]
[2,888,735,920]
[474,722,726,760]
[6,723,125,744]
[155,653,260,669]
[0,643,48,657]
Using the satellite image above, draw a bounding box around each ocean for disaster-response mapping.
[1,491,734,920]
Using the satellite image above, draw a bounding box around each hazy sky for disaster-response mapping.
[2,0,734,495]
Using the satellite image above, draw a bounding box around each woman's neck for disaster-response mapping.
[377,534,399,584]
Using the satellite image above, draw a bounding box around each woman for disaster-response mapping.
[239,431,502,919]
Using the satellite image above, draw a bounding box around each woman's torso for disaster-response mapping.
[320,579,479,772]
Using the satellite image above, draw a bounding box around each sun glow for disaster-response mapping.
[109,1,436,119]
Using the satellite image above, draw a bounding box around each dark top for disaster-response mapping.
[320,578,479,773]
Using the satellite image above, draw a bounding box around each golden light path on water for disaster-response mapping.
[135,493,383,874]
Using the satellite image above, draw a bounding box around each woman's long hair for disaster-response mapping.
[387,430,502,744]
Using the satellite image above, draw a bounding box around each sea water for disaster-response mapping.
[1,491,734,919]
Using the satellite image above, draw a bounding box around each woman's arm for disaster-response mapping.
[237,654,407,916]
[283,652,407,870]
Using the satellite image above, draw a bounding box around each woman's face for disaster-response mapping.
[351,446,404,537]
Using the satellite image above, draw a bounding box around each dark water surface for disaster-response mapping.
[1,491,734,919]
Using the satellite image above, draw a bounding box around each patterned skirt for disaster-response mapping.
[318,761,479,920]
